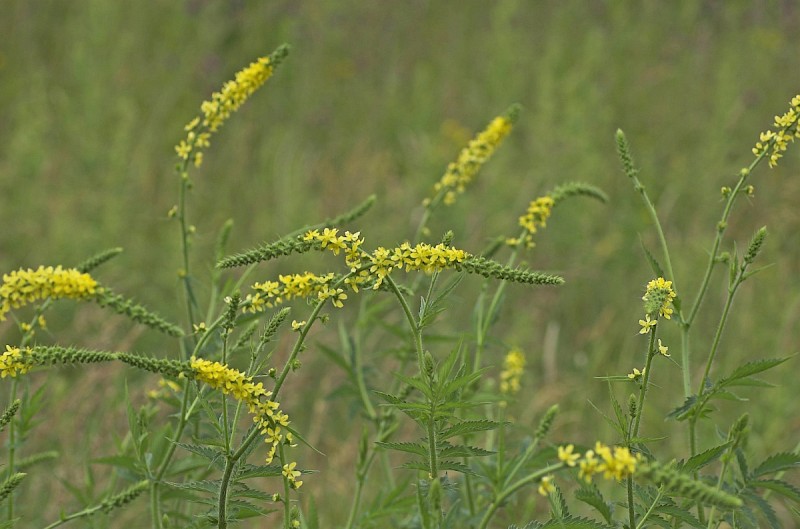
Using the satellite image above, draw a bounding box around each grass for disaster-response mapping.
[1,2,799,527]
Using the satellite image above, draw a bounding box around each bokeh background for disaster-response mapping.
[1,1,799,526]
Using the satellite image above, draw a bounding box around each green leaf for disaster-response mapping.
[680,441,733,473]
[718,357,790,387]
[375,441,428,457]
[174,443,225,469]
[164,480,220,494]
[640,237,666,279]
[439,419,502,440]
[550,483,570,520]
[574,484,613,525]
[653,505,703,528]
[666,395,697,421]
[536,516,613,529]
[437,460,478,475]
[752,452,800,477]
[749,479,800,503]
[437,444,494,458]
[742,489,781,529]
[235,463,282,480]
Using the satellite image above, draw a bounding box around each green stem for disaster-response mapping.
[632,329,658,439]
[477,462,564,529]
[6,380,17,523]
[635,486,665,529]
[628,475,636,529]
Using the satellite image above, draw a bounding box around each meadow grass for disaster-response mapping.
[1,2,799,528]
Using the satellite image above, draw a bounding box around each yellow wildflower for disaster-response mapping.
[638,314,657,334]
[499,347,525,395]
[657,339,670,357]
[642,277,677,320]
[537,475,555,496]
[516,195,555,248]
[753,94,800,168]
[0,345,31,378]
[558,444,580,467]
[0,266,99,321]
[427,105,519,207]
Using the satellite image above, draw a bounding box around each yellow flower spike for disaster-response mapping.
[558,444,581,467]
[426,105,519,207]
[642,277,677,320]
[0,266,99,321]
[499,347,526,396]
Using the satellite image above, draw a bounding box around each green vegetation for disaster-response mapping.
[1,2,799,527]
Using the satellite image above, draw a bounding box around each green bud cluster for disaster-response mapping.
[457,257,564,286]
[95,288,183,336]
[637,460,743,509]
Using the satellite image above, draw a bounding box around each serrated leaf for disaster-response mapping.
[640,238,666,279]
[708,389,748,402]
[743,489,781,529]
[653,505,703,528]
[749,479,800,503]
[437,444,494,458]
[376,441,428,457]
[231,485,274,501]
[392,372,434,401]
[666,395,697,421]
[753,452,800,477]
[164,480,220,494]
[235,463,282,480]
[574,485,613,524]
[719,358,790,387]
[537,516,613,528]
[437,460,478,475]
[174,443,225,469]
[550,483,570,520]
[400,460,430,473]
[439,419,502,440]
[681,441,733,473]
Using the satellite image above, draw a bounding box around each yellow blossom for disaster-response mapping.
[0,345,31,378]
[638,314,657,334]
[0,266,99,321]
[558,444,580,467]
[537,475,555,496]
[753,94,800,168]
[642,277,677,320]
[500,347,525,396]
[657,339,670,357]
[426,105,519,207]
[516,195,555,248]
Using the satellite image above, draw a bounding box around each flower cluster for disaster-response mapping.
[0,266,99,321]
[189,357,297,476]
[425,105,519,207]
[540,443,640,496]
[0,346,32,378]
[577,442,640,482]
[642,277,676,320]
[245,272,345,312]
[244,229,471,312]
[507,196,555,248]
[499,347,525,395]
[753,94,800,168]
[175,45,288,169]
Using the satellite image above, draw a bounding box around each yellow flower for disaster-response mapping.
[174,46,288,170]
[642,277,677,320]
[0,266,99,321]
[558,444,580,467]
[657,339,670,357]
[537,475,555,496]
[426,105,519,207]
[516,195,555,248]
[753,94,800,168]
[0,345,31,378]
[499,347,525,396]
[638,314,657,334]
[628,367,645,380]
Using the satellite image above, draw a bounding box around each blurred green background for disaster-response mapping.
[1,1,799,526]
